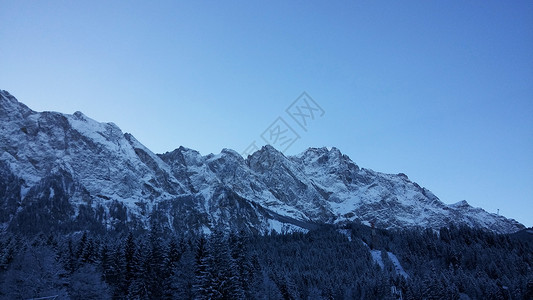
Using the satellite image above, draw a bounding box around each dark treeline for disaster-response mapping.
[0,223,532,299]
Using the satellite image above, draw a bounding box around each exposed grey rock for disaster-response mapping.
[0,90,524,234]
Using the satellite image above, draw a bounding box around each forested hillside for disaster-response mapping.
[1,223,532,299]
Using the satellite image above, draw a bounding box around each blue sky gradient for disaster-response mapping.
[1,1,532,226]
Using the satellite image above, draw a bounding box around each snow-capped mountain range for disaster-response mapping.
[0,90,524,234]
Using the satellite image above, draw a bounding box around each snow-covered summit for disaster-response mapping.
[451,200,470,208]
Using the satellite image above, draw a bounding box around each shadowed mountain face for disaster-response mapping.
[0,90,524,235]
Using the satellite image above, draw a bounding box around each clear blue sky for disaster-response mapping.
[1,1,532,227]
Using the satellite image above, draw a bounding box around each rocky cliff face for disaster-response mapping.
[0,90,524,235]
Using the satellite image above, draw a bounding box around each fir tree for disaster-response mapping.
[193,235,214,300]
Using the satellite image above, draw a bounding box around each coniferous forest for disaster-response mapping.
[1,223,532,299]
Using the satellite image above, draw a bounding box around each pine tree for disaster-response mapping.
[169,242,195,299]
[230,231,252,297]
[193,235,214,300]
[100,242,122,291]
[110,243,127,299]
[76,232,88,261]
[65,238,77,273]
[128,241,150,299]
[115,232,137,297]
[124,232,136,284]
[421,268,447,300]
[1,245,69,299]
[69,263,111,299]
[164,238,185,299]
[82,236,97,264]
[0,233,16,271]
[168,238,182,266]
[146,224,167,298]
[209,229,244,299]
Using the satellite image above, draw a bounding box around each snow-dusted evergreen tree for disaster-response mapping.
[0,221,531,299]
[127,240,151,299]
[0,232,17,271]
[100,242,126,298]
[1,245,69,299]
[68,263,111,299]
[230,230,254,298]
[193,235,214,299]
[123,231,136,295]
[205,229,243,299]
[169,242,195,299]
[145,223,168,298]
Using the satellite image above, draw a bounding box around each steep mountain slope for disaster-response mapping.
[0,90,524,234]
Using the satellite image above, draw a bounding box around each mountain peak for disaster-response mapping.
[258,144,283,154]
[220,148,242,158]
[451,200,470,208]
[72,111,88,121]
[298,146,344,159]
[246,144,290,170]
[0,90,33,119]
[0,89,12,99]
